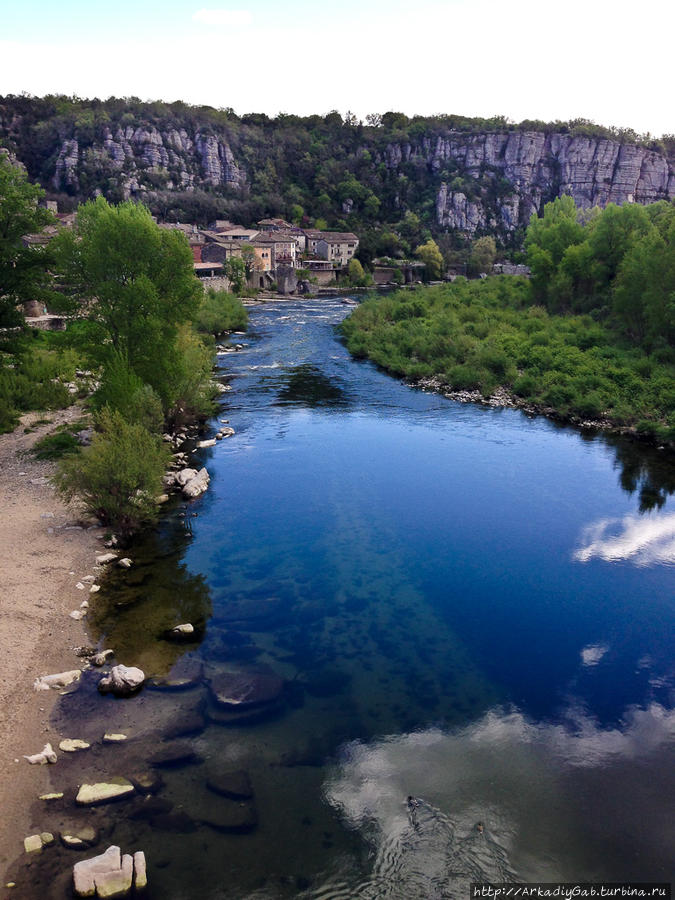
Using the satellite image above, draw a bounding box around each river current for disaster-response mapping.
[44,297,674,898]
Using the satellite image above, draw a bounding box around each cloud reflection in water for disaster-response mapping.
[574,513,675,566]
[317,704,675,896]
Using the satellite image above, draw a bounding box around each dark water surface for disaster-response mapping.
[44,298,674,897]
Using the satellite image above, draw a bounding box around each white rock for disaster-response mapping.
[75,582,85,590]
[92,649,114,666]
[81,575,96,584]
[197,438,216,448]
[96,553,118,565]
[182,467,210,499]
[70,610,86,620]
[118,558,132,568]
[59,739,90,753]
[174,467,198,487]
[219,426,235,438]
[89,585,100,594]
[171,623,194,636]
[73,845,138,897]
[75,779,135,806]
[98,665,145,697]
[39,792,64,801]
[34,670,81,691]
[24,834,43,853]
[103,733,127,743]
[24,742,57,765]
[133,851,147,890]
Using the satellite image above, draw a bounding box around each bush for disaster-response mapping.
[194,289,248,336]
[93,355,164,433]
[33,428,81,460]
[54,408,171,536]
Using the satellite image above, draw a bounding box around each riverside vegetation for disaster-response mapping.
[342,197,675,443]
[0,154,247,534]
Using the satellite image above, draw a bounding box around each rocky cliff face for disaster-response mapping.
[49,125,245,198]
[1,97,673,238]
[381,132,675,234]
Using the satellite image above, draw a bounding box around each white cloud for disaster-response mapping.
[580,643,609,666]
[192,8,252,26]
[574,513,675,566]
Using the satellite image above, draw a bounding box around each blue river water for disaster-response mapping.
[45,296,674,898]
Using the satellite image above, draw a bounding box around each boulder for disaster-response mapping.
[182,467,210,499]
[34,669,81,691]
[129,771,164,794]
[61,826,98,850]
[208,669,283,709]
[76,778,135,806]
[98,665,145,697]
[197,438,216,448]
[92,649,114,667]
[103,733,127,744]
[118,558,132,568]
[206,768,253,800]
[163,711,206,740]
[73,845,143,898]
[174,467,198,487]
[24,834,44,853]
[148,741,198,768]
[24,742,57,765]
[96,553,118,565]
[59,739,90,752]
[219,427,236,438]
[133,852,147,891]
[169,623,194,638]
[147,658,203,691]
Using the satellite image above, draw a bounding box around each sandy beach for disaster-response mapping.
[0,407,105,883]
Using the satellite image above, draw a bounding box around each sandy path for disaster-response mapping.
[0,407,106,883]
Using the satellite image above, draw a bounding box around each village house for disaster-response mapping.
[303,230,359,267]
[252,231,300,268]
[257,217,293,232]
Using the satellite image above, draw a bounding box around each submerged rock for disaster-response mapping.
[92,649,114,667]
[148,741,199,768]
[98,665,145,697]
[76,778,135,806]
[61,826,99,850]
[147,658,203,691]
[206,768,253,800]
[208,669,283,709]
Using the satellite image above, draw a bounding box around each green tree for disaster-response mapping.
[55,197,202,408]
[346,258,371,287]
[415,239,444,280]
[0,153,55,327]
[223,256,247,293]
[525,195,585,306]
[468,236,497,275]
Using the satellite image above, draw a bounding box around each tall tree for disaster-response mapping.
[415,239,444,280]
[54,197,202,408]
[0,152,54,327]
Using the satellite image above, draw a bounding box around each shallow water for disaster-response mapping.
[38,297,675,898]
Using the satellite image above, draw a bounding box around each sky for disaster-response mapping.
[1,0,673,136]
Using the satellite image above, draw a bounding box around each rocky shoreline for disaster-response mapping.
[413,375,674,451]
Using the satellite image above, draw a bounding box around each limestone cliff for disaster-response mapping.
[1,97,673,239]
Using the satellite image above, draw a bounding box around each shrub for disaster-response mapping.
[54,408,171,537]
[93,355,164,433]
[194,289,248,336]
[33,428,81,460]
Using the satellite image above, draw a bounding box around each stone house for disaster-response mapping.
[252,232,300,268]
[303,231,359,267]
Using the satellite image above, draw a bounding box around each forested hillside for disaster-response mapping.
[2,95,674,259]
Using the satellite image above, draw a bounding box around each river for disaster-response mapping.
[43,297,675,898]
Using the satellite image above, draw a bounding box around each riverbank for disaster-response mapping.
[340,281,675,448]
[0,407,107,882]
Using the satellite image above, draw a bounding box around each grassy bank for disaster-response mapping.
[340,278,675,443]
